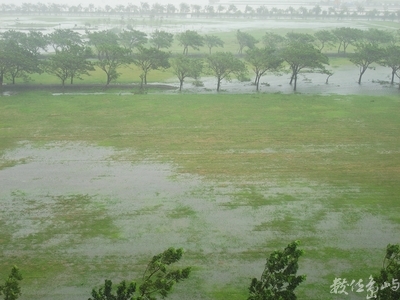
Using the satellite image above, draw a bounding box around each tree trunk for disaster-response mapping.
[216,77,221,91]
[293,74,297,91]
[140,74,144,88]
[255,75,260,91]
[391,69,395,84]
[179,79,183,91]
[343,42,348,54]
[337,41,342,53]
[358,66,367,84]
[0,73,3,87]
[289,72,295,85]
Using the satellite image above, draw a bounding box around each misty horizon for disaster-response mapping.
[0,0,322,7]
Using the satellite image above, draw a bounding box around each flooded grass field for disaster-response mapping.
[1,92,399,299]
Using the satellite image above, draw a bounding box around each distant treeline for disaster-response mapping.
[1,2,400,22]
[1,26,400,91]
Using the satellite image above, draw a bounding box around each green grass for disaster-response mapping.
[1,85,400,299]
[1,14,399,299]
[1,92,399,192]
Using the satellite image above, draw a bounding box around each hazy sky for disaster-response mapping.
[0,0,321,10]
[0,0,300,6]
[3,0,214,5]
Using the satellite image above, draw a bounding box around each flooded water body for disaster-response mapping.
[0,12,399,299]
[1,142,399,299]
[165,65,400,95]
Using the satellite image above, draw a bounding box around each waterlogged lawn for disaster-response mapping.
[0,92,399,299]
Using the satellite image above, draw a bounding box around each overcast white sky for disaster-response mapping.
[0,0,305,6]
[1,0,212,5]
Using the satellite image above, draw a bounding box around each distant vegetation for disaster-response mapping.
[1,1,400,22]
[1,24,400,91]
[3,242,400,299]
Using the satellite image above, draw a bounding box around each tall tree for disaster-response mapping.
[5,42,41,84]
[282,42,329,91]
[262,32,286,49]
[206,52,247,91]
[333,27,364,54]
[48,29,82,52]
[0,266,23,300]
[150,30,174,50]
[363,28,394,46]
[314,30,337,51]
[176,30,204,55]
[89,248,191,300]
[132,46,170,86]
[119,29,147,51]
[236,30,258,54]
[373,244,400,300]
[350,43,382,84]
[379,45,400,85]
[248,241,305,300]
[286,32,315,44]
[1,30,41,84]
[171,55,203,91]
[245,47,283,91]
[45,44,94,86]
[25,30,48,56]
[203,35,224,54]
[179,2,190,14]
[87,30,131,85]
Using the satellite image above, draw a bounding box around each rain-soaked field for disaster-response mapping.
[1,92,399,299]
[0,12,400,300]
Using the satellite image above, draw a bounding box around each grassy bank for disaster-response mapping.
[0,91,399,299]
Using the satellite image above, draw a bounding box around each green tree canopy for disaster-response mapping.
[350,42,382,84]
[89,248,191,300]
[286,32,315,44]
[363,28,394,46]
[119,29,148,51]
[248,241,306,300]
[314,30,337,51]
[0,31,41,84]
[87,30,131,85]
[282,42,329,91]
[262,32,286,49]
[48,29,82,52]
[333,27,364,54]
[171,55,203,91]
[245,47,283,91]
[176,30,204,55]
[204,35,224,54]
[24,30,48,56]
[45,44,94,86]
[0,266,23,300]
[132,46,170,86]
[379,45,400,85]
[236,30,258,54]
[206,51,247,91]
[150,30,174,50]
[374,244,400,299]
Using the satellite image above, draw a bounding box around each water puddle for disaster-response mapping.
[1,142,398,299]
[170,65,400,95]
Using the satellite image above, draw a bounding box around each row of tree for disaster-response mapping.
[2,2,400,22]
[2,242,400,300]
[1,28,400,91]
